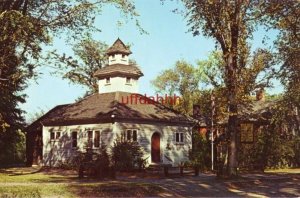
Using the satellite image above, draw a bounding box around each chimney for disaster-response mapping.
[256,89,265,101]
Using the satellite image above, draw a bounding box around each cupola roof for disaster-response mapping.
[106,38,132,55]
[94,63,143,79]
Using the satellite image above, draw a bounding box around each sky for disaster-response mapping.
[20,0,283,122]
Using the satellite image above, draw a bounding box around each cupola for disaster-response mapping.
[94,38,143,94]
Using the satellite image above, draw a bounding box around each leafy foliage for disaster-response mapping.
[0,130,25,167]
[51,36,108,94]
[263,1,300,114]
[189,132,210,170]
[111,138,146,172]
[152,60,201,114]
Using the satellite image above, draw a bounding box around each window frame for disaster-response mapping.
[50,132,55,141]
[71,131,78,148]
[175,132,184,144]
[240,123,254,143]
[50,131,61,141]
[86,129,101,149]
[123,129,138,142]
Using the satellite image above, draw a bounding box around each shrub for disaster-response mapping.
[94,146,111,178]
[251,125,300,169]
[189,131,210,171]
[0,130,26,167]
[239,124,300,170]
[59,146,114,179]
[111,138,146,172]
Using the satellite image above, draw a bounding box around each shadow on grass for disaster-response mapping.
[68,182,166,197]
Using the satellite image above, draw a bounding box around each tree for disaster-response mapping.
[262,1,300,134]
[152,60,201,114]
[52,36,108,94]
[179,0,278,176]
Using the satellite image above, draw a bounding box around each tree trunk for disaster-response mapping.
[225,51,238,177]
[227,106,238,176]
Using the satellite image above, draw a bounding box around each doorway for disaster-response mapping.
[151,132,161,163]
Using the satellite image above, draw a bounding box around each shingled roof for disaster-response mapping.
[217,99,278,125]
[27,92,194,128]
[106,38,132,55]
[94,64,143,79]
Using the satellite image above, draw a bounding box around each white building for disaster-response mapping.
[26,38,194,167]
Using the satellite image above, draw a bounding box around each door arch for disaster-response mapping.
[151,132,161,163]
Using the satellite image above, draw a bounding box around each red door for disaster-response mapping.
[151,133,160,163]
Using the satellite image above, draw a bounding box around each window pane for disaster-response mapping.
[50,132,55,140]
[127,130,132,141]
[180,133,184,142]
[176,133,179,142]
[88,131,93,148]
[56,132,61,139]
[72,132,77,148]
[132,130,137,141]
[94,131,100,148]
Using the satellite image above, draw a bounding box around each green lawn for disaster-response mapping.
[265,168,300,174]
[0,167,168,197]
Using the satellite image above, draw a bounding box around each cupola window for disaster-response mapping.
[126,77,131,84]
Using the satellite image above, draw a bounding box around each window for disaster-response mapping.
[122,54,125,58]
[132,130,137,142]
[71,131,77,148]
[175,132,184,143]
[126,77,131,84]
[106,77,110,84]
[124,129,138,142]
[50,132,55,140]
[86,130,101,148]
[240,123,254,143]
[87,130,93,148]
[127,130,131,140]
[94,131,100,148]
[50,131,61,141]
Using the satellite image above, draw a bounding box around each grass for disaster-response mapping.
[265,168,300,174]
[0,183,164,197]
[0,167,168,197]
[0,185,71,198]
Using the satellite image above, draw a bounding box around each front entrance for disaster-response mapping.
[151,132,161,163]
